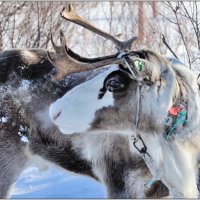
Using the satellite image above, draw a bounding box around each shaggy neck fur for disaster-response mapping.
[132,64,200,198]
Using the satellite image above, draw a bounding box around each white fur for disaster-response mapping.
[36,107,54,129]
[139,133,199,198]
[81,130,131,162]
[17,80,32,103]
[135,62,200,198]
[49,66,117,134]
[128,170,146,198]
[21,50,40,65]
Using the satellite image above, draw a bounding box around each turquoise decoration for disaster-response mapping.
[165,111,187,140]
[134,60,142,71]
[145,179,154,188]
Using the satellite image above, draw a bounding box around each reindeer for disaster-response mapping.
[0,7,169,197]
[48,4,200,198]
[0,51,169,198]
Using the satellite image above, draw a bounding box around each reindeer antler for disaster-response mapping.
[48,4,139,80]
[48,30,124,80]
[61,4,137,51]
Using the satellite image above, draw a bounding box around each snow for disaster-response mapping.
[11,166,106,198]
[0,116,8,123]
[19,135,29,143]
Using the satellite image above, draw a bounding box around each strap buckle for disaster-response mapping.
[132,135,149,155]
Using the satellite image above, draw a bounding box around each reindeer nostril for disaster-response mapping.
[53,111,62,121]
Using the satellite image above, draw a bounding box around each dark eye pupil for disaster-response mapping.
[109,80,120,89]
[106,79,123,92]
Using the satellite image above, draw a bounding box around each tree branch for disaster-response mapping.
[161,34,179,60]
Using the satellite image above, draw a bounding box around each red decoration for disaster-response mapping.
[169,106,183,116]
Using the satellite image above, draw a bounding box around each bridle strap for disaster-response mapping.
[135,82,142,128]
[132,83,150,157]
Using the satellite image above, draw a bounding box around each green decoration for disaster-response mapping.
[134,60,142,71]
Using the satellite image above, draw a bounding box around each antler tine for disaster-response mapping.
[59,30,68,50]
[50,33,61,53]
[48,30,124,81]
[61,4,137,51]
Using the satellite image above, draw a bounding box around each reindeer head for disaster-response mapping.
[49,5,200,137]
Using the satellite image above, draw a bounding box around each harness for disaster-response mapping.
[132,82,161,186]
[119,53,188,187]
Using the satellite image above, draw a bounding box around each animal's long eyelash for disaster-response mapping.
[98,87,107,99]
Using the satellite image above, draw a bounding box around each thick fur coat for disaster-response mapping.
[50,50,200,198]
[0,49,168,198]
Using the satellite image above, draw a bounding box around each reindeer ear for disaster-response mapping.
[134,50,149,60]
[141,50,169,64]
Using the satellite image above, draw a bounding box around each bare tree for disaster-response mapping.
[152,2,157,18]
[138,2,144,42]
[149,2,200,70]
[0,1,199,72]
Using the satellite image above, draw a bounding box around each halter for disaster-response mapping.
[121,55,188,188]
[132,82,160,186]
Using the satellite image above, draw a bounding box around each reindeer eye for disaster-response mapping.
[106,79,124,92]
[98,70,131,99]
[105,71,131,93]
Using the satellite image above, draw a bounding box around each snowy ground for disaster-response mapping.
[11,166,106,198]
